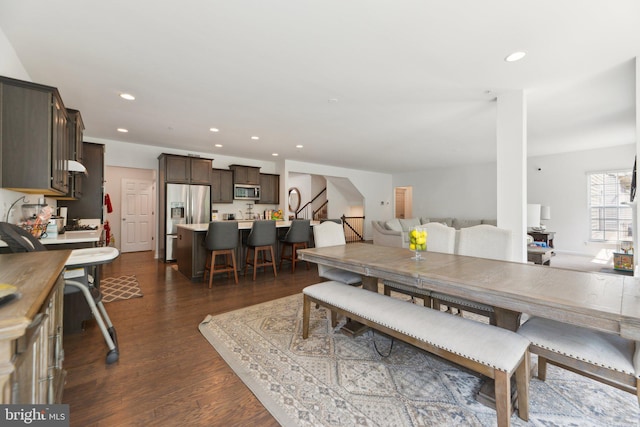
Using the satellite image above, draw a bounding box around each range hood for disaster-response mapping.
[67,160,88,174]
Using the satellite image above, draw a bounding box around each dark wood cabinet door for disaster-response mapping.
[230,165,260,185]
[246,167,260,185]
[51,95,69,194]
[165,156,190,183]
[220,169,233,202]
[211,169,234,203]
[190,158,211,184]
[258,173,279,204]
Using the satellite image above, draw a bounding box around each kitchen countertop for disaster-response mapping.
[0,227,103,247]
[178,220,319,232]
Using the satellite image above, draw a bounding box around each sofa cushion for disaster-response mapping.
[399,217,420,232]
[453,218,482,230]
[385,219,402,231]
[419,217,430,225]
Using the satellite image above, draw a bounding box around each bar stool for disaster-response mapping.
[244,220,278,280]
[204,221,239,287]
[279,219,311,273]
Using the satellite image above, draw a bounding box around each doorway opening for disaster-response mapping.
[394,186,413,219]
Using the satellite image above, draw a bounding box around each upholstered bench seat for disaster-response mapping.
[302,281,530,426]
[518,316,640,403]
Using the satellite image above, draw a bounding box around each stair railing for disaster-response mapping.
[341,215,365,243]
[296,188,327,219]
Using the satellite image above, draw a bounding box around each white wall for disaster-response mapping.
[393,162,498,220]
[0,26,43,223]
[284,160,393,240]
[528,144,635,255]
[0,26,29,80]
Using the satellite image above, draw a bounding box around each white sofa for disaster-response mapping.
[371,217,497,248]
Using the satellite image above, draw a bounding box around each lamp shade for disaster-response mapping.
[541,206,551,221]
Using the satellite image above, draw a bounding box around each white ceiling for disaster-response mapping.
[0,0,637,173]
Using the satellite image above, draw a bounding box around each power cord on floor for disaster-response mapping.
[371,329,395,357]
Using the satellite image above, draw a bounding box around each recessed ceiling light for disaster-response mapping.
[214,144,223,148]
[209,128,219,132]
[272,153,278,156]
[117,128,128,133]
[505,51,526,62]
[296,145,303,149]
[328,98,338,103]
[251,136,260,140]
[119,93,135,101]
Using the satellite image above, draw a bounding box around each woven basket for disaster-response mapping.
[21,223,48,239]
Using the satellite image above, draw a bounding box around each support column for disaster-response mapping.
[496,90,527,262]
[634,57,639,276]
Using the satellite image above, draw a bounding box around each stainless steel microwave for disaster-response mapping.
[234,184,260,200]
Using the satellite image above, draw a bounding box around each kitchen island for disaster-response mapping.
[176,221,319,281]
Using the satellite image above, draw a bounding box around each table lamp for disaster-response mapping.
[540,206,551,230]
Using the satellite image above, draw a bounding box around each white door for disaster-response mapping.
[121,179,154,253]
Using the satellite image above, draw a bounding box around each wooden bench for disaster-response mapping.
[302,281,531,427]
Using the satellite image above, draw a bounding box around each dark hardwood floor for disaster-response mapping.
[63,251,321,426]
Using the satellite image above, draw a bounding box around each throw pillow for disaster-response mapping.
[385,219,402,232]
[399,217,420,232]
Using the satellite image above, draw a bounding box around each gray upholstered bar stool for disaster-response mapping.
[279,219,311,273]
[204,221,239,287]
[244,220,278,280]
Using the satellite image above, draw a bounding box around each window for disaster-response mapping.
[588,170,633,242]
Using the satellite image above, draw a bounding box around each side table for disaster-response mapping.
[527,229,555,248]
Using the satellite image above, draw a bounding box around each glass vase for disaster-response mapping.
[410,226,427,260]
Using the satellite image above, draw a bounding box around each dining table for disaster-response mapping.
[297,242,640,340]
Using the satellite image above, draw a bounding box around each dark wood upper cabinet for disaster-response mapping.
[58,142,104,221]
[258,173,279,204]
[229,164,260,185]
[190,158,212,184]
[0,76,69,195]
[211,168,233,203]
[57,109,85,200]
[160,154,212,184]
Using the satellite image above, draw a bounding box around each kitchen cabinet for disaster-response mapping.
[58,142,105,221]
[57,109,85,200]
[176,225,208,280]
[229,164,260,185]
[158,154,213,261]
[211,168,234,203]
[258,173,280,204]
[161,154,212,184]
[0,76,69,195]
[0,251,68,404]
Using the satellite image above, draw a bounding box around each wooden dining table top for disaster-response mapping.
[298,243,640,341]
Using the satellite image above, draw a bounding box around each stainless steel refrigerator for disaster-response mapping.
[165,183,211,261]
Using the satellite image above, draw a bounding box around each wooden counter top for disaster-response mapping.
[0,251,70,336]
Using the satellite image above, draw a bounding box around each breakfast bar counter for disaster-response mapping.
[176,221,318,281]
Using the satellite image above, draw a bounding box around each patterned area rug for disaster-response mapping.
[199,294,639,427]
[100,275,143,303]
